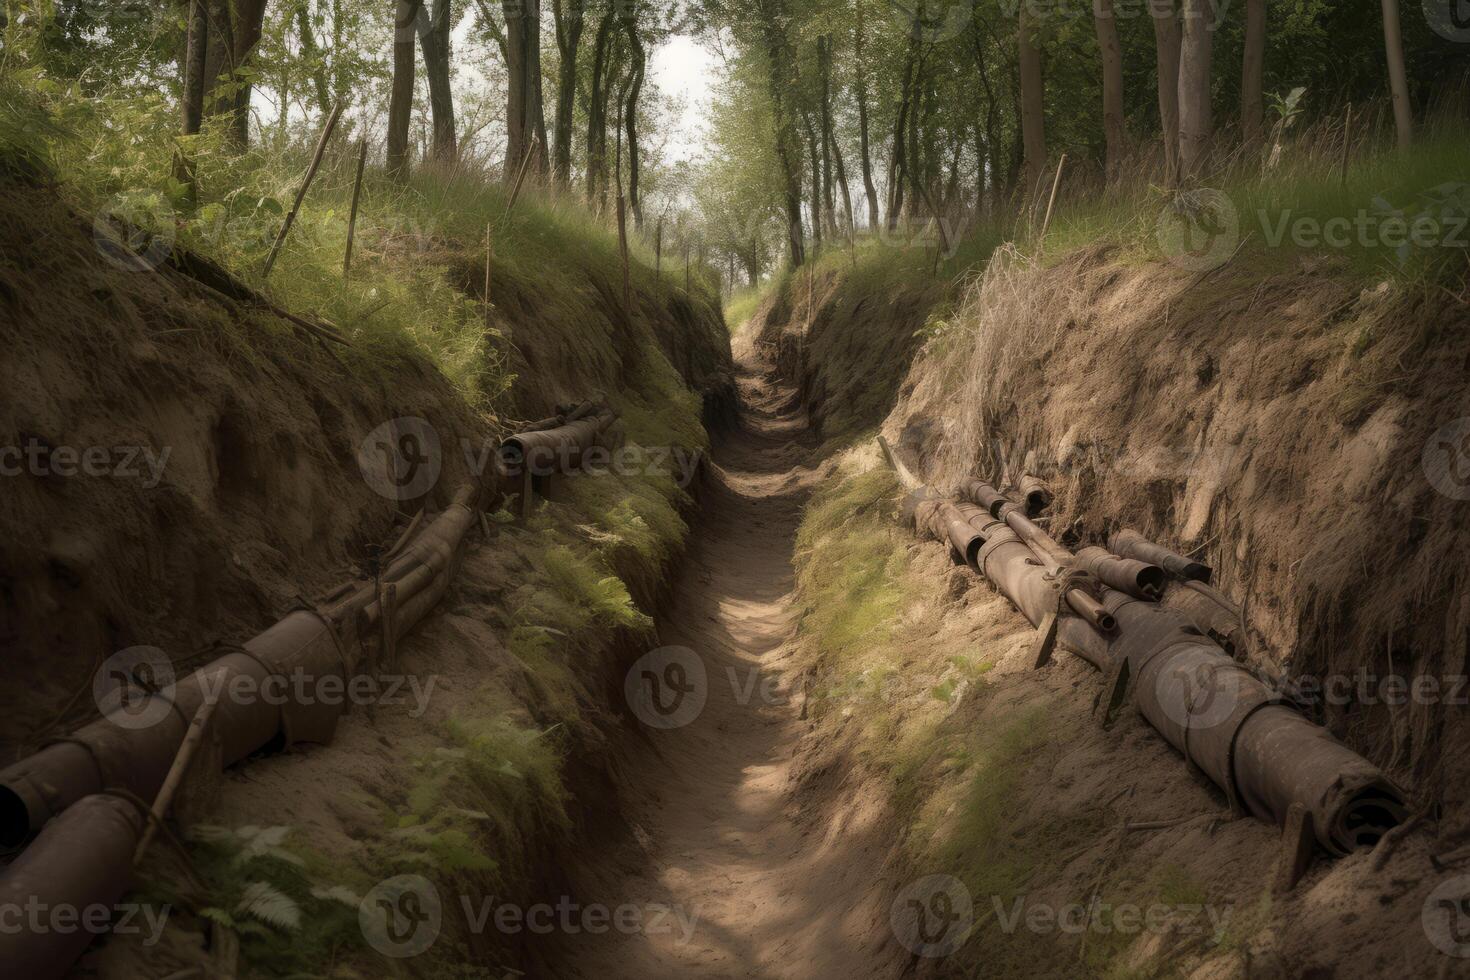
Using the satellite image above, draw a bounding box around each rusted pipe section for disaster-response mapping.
[1110,528,1213,583]
[0,793,144,978]
[1165,580,1244,657]
[1018,475,1052,516]
[0,486,487,845]
[1074,546,1166,601]
[959,481,1115,633]
[497,405,618,476]
[1112,597,1406,853]
[885,451,1406,854]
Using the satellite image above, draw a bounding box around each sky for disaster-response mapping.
[648,35,718,166]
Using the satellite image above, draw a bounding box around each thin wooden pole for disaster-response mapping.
[483,222,493,323]
[684,246,690,292]
[1339,102,1353,187]
[264,103,344,278]
[616,193,630,308]
[505,134,539,218]
[1039,152,1067,246]
[655,216,663,278]
[133,697,219,865]
[342,137,367,279]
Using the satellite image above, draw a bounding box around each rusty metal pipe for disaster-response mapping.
[1018,475,1052,516]
[498,410,617,475]
[1075,546,1166,601]
[0,794,145,979]
[1109,528,1213,583]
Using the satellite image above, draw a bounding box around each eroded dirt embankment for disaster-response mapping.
[0,169,735,977]
[747,244,1470,977]
[549,340,904,978]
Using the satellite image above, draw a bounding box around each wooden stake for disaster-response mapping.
[342,137,367,279]
[133,697,219,865]
[1030,611,1058,669]
[1039,152,1066,246]
[1272,802,1316,894]
[616,193,631,308]
[505,134,539,218]
[685,246,691,292]
[264,102,343,278]
[1339,102,1353,187]
[483,221,493,322]
[655,216,663,278]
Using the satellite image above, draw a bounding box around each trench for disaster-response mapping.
[550,339,893,977]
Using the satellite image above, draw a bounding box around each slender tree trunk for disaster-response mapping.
[585,12,614,203]
[623,13,645,227]
[830,123,855,232]
[802,109,823,249]
[854,10,879,228]
[552,0,585,186]
[419,0,457,160]
[1240,0,1265,146]
[1150,0,1182,184]
[1017,2,1046,193]
[758,0,805,266]
[504,0,549,178]
[1380,0,1413,149]
[1093,0,1127,178]
[1177,0,1215,179]
[887,35,919,230]
[297,2,333,114]
[388,0,421,179]
[182,0,207,136]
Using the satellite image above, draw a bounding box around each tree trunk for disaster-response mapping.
[623,14,645,228]
[552,0,585,186]
[802,109,823,250]
[1177,0,1215,179]
[1380,0,1413,149]
[758,0,805,267]
[1150,0,1182,184]
[504,0,549,179]
[181,0,207,136]
[1017,2,1046,194]
[853,11,879,228]
[387,0,422,180]
[584,12,614,204]
[1240,0,1265,146]
[887,36,918,230]
[419,0,457,161]
[1094,0,1127,178]
[297,2,333,114]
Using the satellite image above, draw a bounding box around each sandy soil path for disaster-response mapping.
[554,343,896,978]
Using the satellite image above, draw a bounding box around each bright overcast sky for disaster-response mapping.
[649,35,717,166]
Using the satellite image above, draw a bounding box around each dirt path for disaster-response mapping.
[555,343,896,978]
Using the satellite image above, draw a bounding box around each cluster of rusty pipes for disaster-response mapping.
[0,405,619,978]
[879,437,1407,859]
